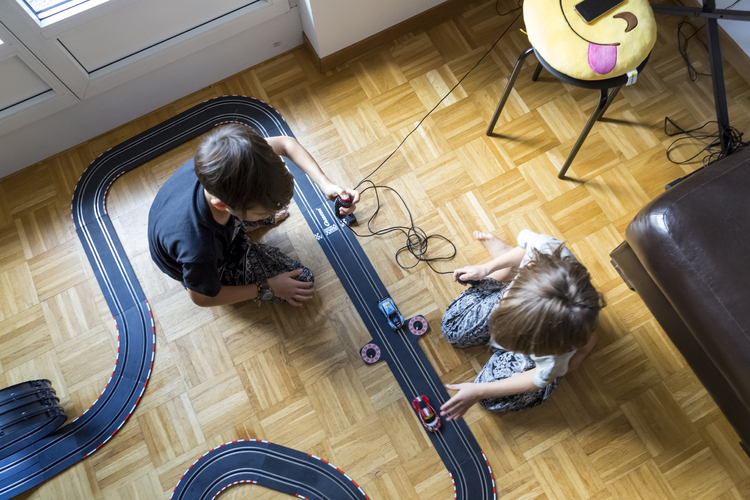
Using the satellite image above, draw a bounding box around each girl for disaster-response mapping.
[440,229,604,420]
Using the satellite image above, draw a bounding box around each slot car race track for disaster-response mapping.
[0,96,496,500]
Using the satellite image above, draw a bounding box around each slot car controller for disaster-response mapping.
[456,273,481,286]
[334,195,357,226]
[334,195,352,219]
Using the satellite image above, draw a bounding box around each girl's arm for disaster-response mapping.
[567,331,598,371]
[452,246,526,282]
[440,369,539,421]
[265,136,360,213]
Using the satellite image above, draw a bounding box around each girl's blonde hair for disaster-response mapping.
[489,244,604,356]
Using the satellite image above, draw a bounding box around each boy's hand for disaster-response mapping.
[323,184,360,216]
[440,383,484,421]
[268,269,315,306]
[452,265,487,285]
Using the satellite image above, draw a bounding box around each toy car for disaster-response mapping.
[412,395,441,432]
[378,297,404,330]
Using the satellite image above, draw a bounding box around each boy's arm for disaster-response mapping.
[440,369,539,421]
[265,136,359,213]
[187,284,258,307]
[186,269,315,307]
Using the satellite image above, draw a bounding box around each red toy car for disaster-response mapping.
[412,395,441,432]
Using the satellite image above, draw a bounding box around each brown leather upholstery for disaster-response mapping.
[610,146,750,456]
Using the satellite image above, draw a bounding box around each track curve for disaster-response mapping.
[0,96,495,499]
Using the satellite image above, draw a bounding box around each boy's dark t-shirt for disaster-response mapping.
[147,159,235,297]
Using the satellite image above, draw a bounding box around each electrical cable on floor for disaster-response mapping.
[666,0,747,183]
[677,20,711,82]
[665,117,747,166]
[347,9,524,275]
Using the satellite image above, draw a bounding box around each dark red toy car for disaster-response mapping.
[412,395,441,432]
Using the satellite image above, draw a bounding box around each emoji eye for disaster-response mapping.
[613,12,638,32]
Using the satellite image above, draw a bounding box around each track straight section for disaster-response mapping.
[0,96,494,499]
[290,138,496,500]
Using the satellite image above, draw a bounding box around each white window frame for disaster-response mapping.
[0,0,291,134]
[0,0,289,97]
[0,23,77,136]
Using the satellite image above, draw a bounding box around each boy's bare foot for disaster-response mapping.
[245,208,290,234]
[474,231,513,258]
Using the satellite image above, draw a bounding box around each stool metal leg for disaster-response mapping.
[557,84,623,179]
[596,84,621,121]
[532,62,543,82]
[486,47,535,136]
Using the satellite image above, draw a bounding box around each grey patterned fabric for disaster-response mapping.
[441,277,559,412]
[219,219,313,303]
[241,216,276,229]
[475,348,560,412]
[441,278,508,347]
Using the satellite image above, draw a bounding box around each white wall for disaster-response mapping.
[1,0,453,178]
[299,0,444,58]
[719,0,750,57]
[0,7,302,178]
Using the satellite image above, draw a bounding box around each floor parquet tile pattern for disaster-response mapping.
[4,2,750,498]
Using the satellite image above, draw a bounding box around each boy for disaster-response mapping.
[148,124,358,307]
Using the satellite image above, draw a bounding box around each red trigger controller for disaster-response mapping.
[334,195,352,220]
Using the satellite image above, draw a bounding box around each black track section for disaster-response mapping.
[170,439,369,500]
[0,96,496,499]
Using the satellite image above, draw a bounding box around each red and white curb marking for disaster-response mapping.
[171,439,370,500]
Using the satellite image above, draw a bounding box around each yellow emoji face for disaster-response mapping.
[524,0,656,80]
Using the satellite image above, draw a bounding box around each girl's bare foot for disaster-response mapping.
[474,231,513,258]
[273,207,290,225]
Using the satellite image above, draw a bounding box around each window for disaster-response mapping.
[20,0,104,20]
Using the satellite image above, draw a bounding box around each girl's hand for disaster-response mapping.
[323,184,360,216]
[452,265,487,285]
[440,383,484,421]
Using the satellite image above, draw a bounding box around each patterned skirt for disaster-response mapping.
[218,219,313,303]
[441,278,559,412]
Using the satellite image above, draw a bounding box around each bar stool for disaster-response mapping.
[486,49,649,179]
[486,0,657,178]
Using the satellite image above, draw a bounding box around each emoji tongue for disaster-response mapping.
[588,43,617,74]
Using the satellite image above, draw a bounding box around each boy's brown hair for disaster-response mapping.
[194,124,294,216]
[489,244,604,356]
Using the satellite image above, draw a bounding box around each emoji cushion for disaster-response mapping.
[524,0,656,80]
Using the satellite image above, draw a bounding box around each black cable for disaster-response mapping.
[345,9,523,275]
[673,0,742,83]
[355,11,523,188]
[496,0,523,17]
[677,20,711,81]
[664,116,747,166]
[348,181,457,274]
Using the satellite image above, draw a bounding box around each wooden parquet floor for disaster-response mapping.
[4,1,750,498]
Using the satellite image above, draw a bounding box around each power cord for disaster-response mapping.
[675,0,741,82]
[496,0,523,17]
[677,20,711,82]
[357,11,523,186]
[348,180,458,273]
[347,10,524,275]
[664,116,747,167]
